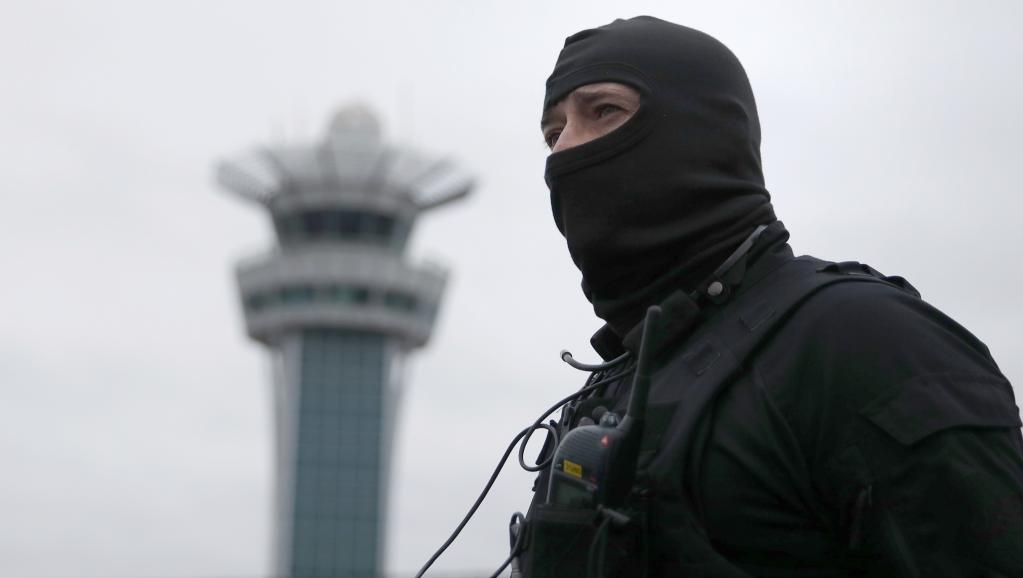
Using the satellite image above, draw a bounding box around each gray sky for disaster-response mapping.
[2,1,1021,576]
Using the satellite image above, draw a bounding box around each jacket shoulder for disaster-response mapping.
[755,271,1015,446]
[777,274,997,377]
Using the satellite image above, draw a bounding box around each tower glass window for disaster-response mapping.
[274,209,402,249]
[291,330,385,578]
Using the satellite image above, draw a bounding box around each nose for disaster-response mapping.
[551,122,591,154]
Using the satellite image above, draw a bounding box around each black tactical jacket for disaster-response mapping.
[531,228,1023,577]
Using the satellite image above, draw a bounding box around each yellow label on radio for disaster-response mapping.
[563,459,583,479]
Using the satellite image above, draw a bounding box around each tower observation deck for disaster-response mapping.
[217,105,472,578]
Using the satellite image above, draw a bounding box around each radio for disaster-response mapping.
[547,305,663,512]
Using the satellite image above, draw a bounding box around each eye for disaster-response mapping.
[595,103,623,118]
[544,130,562,149]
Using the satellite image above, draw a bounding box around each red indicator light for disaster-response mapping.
[601,434,610,447]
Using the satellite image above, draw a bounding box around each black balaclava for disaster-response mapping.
[544,16,776,337]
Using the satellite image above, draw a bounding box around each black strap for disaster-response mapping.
[645,256,907,484]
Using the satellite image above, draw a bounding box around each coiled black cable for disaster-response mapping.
[414,362,634,578]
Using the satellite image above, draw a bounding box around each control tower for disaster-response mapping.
[217,105,472,578]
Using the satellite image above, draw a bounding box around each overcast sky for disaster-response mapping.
[2,1,1021,577]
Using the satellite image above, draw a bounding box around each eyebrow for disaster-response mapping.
[540,107,560,131]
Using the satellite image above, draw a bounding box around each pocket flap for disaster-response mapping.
[860,372,1021,445]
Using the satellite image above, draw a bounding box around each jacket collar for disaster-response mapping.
[590,221,795,360]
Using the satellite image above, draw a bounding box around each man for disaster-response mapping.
[524,15,1023,577]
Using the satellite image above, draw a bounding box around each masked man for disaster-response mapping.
[522,16,1023,577]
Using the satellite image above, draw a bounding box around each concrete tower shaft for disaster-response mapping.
[218,105,472,578]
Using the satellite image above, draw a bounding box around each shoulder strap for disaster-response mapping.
[644,256,911,484]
